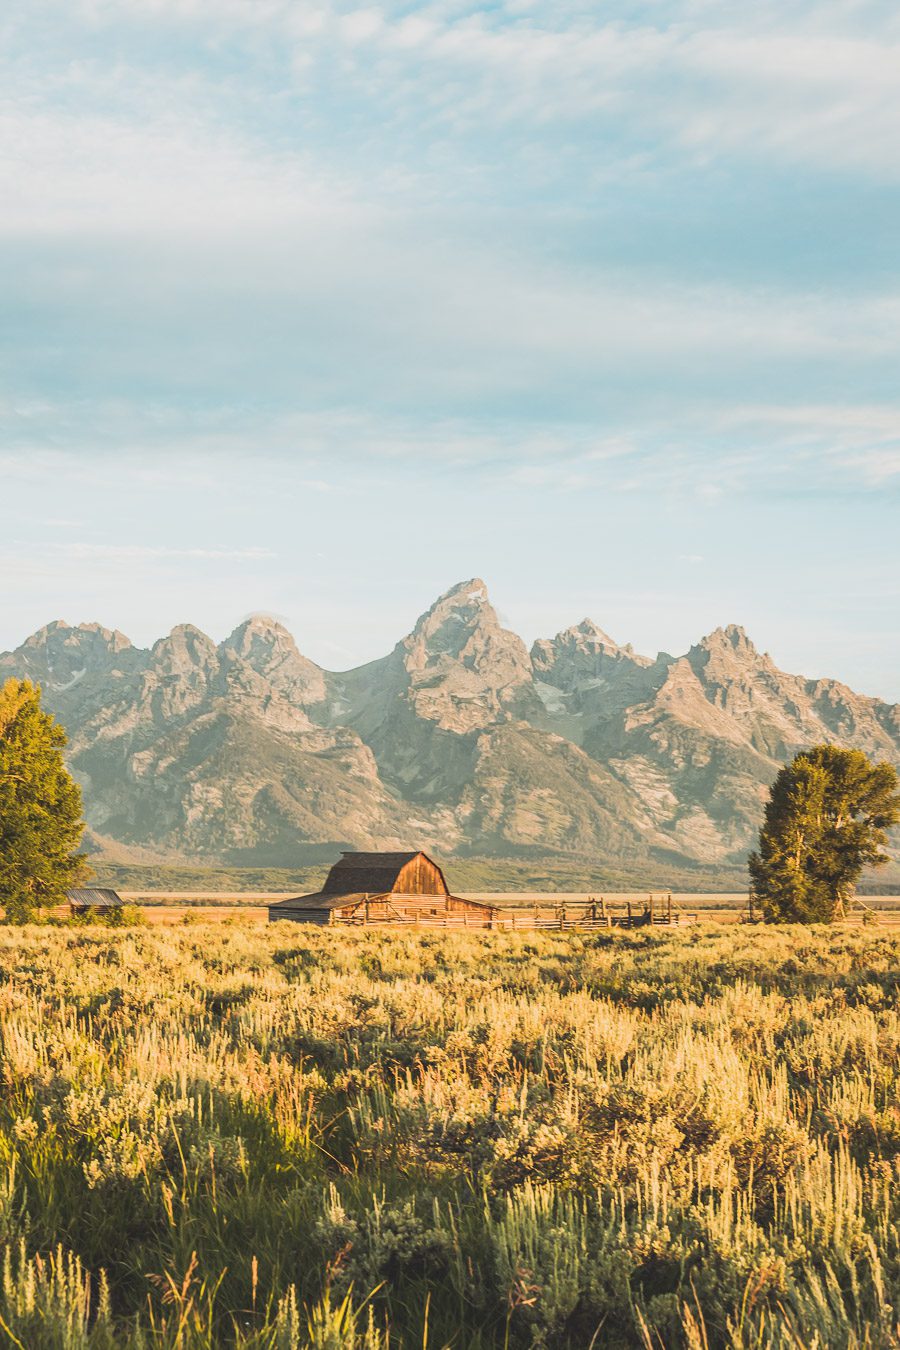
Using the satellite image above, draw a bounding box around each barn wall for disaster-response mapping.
[445,896,494,927]
[360,902,393,918]
[268,909,332,925]
[390,898,445,919]
[397,855,449,896]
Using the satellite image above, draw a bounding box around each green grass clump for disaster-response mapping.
[0,922,898,1346]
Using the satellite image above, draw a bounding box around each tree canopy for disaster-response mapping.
[0,679,87,921]
[749,745,900,923]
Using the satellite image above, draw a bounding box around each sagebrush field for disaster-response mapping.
[1,921,899,1348]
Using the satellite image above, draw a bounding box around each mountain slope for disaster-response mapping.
[2,583,897,869]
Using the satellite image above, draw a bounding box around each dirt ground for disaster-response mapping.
[120,892,900,926]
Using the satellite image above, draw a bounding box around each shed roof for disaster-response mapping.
[67,888,123,908]
[269,891,380,913]
[269,890,496,914]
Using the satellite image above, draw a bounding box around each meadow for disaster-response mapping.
[0,921,899,1348]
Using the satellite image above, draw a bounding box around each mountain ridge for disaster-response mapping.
[3,578,897,871]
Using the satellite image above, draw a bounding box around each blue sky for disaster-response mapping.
[2,0,899,696]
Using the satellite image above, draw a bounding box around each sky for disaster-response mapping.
[2,0,899,697]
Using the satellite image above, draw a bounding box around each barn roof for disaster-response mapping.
[269,890,496,914]
[67,888,123,908]
[322,851,444,896]
[269,891,379,913]
[322,852,420,891]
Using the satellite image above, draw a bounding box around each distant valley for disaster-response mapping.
[4,579,899,887]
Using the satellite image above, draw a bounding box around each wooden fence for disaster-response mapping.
[338,895,698,931]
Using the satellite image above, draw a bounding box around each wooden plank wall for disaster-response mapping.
[397,855,449,896]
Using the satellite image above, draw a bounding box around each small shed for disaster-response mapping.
[67,888,124,916]
[269,851,497,927]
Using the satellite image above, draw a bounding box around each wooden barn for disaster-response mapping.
[268,851,497,927]
[67,888,124,917]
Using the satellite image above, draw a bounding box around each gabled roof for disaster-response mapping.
[322,850,445,897]
[67,888,123,908]
[322,852,419,894]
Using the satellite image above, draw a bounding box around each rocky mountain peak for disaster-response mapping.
[406,579,529,676]
[688,624,769,684]
[531,617,654,700]
[151,625,218,671]
[143,628,221,723]
[436,577,490,604]
[221,616,327,708]
[23,618,133,654]
[375,579,535,734]
[699,624,757,654]
[233,612,289,634]
[571,618,620,648]
[225,615,298,658]
[0,619,138,694]
[410,578,493,639]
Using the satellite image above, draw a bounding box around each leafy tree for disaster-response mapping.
[0,679,87,921]
[749,745,900,923]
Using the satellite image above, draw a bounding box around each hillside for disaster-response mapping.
[3,580,898,878]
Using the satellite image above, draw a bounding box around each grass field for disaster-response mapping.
[1,920,899,1347]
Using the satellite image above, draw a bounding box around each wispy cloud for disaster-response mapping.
[2,541,276,563]
[25,0,899,181]
[61,543,275,561]
[3,1,900,695]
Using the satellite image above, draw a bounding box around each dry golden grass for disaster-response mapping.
[1,919,899,1347]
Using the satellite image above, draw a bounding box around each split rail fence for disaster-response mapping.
[343,895,698,931]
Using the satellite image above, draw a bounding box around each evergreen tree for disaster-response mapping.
[749,745,900,923]
[0,679,87,921]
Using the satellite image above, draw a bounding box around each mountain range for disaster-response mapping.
[3,579,898,880]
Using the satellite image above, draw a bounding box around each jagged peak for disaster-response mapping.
[398,578,531,697]
[151,624,218,662]
[409,578,506,643]
[695,623,759,655]
[232,612,292,635]
[558,618,620,649]
[23,619,132,649]
[165,623,215,641]
[428,578,490,609]
[532,617,654,675]
[224,614,298,649]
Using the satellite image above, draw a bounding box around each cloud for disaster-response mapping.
[715,403,900,482]
[60,543,276,561]
[3,0,899,451]
[0,102,364,237]
[1,541,276,564]
[6,0,900,221]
